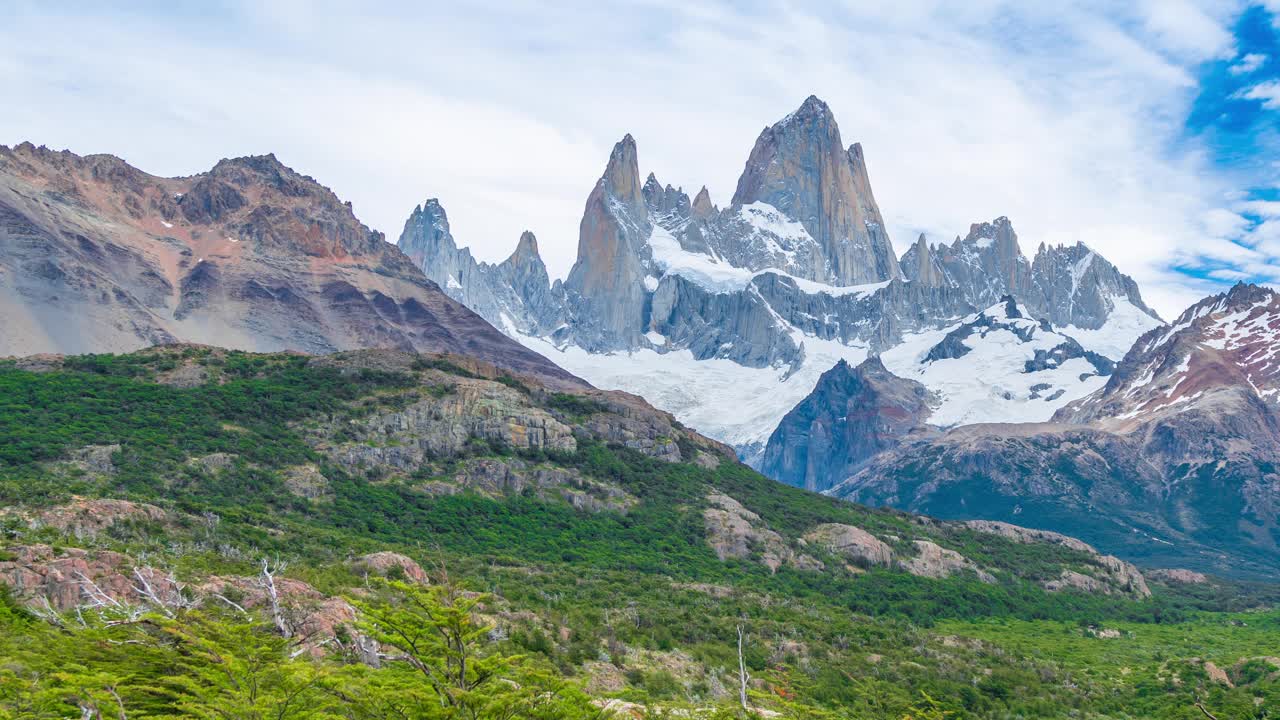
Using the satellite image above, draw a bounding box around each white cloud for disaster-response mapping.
[1229,52,1268,75]
[0,0,1264,320]
[1234,79,1280,109]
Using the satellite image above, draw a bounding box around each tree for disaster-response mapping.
[352,579,597,720]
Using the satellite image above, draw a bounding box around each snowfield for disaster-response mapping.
[516,294,1151,457]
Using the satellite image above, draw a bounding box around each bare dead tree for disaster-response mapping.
[1195,698,1220,720]
[129,567,195,618]
[257,557,292,638]
[737,624,749,711]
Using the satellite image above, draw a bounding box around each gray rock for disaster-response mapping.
[761,357,935,492]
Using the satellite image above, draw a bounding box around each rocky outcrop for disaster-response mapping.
[421,457,636,513]
[803,523,894,567]
[901,540,995,583]
[63,445,121,477]
[350,552,428,584]
[24,499,168,539]
[1147,568,1210,584]
[0,543,364,656]
[282,464,331,501]
[703,492,822,573]
[961,520,1096,554]
[321,379,577,473]
[961,520,1150,597]
[761,357,934,492]
[0,142,582,390]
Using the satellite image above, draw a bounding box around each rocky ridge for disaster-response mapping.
[0,142,581,389]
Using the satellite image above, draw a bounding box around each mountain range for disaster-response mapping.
[3,95,1277,577]
[399,96,1162,462]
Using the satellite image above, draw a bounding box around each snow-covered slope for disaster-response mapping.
[518,296,1127,462]
[879,298,1113,427]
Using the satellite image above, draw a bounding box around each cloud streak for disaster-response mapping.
[0,0,1271,319]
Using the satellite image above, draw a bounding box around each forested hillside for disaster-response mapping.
[1,346,1278,718]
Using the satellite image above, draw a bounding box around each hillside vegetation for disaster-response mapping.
[1,346,1278,719]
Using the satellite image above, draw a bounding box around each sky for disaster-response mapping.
[3,1,1280,320]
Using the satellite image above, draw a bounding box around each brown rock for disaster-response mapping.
[350,552,428,584]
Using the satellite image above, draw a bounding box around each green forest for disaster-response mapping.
[1,348,1277,718]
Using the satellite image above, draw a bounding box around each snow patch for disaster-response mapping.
[879,302,1109,427]
[1065,298,1164,360]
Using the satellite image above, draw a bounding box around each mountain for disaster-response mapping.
[760,356,935,493]
[830,283,1280,578]
[400,96,1162,461]
[9,344,1272,718]
[767,297,1119,492]
[0,142,581,388]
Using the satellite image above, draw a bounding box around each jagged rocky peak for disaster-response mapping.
[901,232,947,287]
[562,134,653,347]
[642,172,692,218]
[398,197,472,295]
[506,230,541,267]
[761,355,935,493]
[1029,240,1161,331]
[729,95,901,285]
[961,216,1029,289]
[691,185,715,219]
[599,133,647,217]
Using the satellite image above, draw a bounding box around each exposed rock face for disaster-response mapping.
[25,499,167,539]
[562,135,652,349]
[282,464,331,501]
[961,520,1150,597]
[803,523,894,567]
[350,552,428,584]
[730,97,899,285]
[902,540,995,583]
[321,379,577,473]
[1147,568,1210,584]
[0,142,582,390]
[703,492,822,573]
[761,357,934,492]
[423,457,636,513]
[834,284,1280,579]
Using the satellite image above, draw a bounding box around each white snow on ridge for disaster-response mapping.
[739,202,812,258]
[647,225,756,293]
[1065,298,1164,360]
[515,332,868,451]
[646,222,891,299]
[880,314,1108,428]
